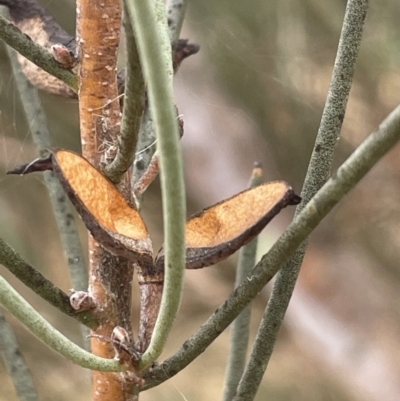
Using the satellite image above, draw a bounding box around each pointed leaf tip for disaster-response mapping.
[6,155,53,175]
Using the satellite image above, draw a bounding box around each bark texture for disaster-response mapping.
[76,1,136,400]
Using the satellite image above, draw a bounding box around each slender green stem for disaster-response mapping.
[300,0,369,208]
[7,45,87,293]
[0,310,39,401]
[142,101,400,391]
[222,163,264,401]
[132,0,187,193]
[0,276,124,372]
[7,43,90,347]
[132,106,157,196]
[0,237,97,328]
[167,0,188,46]
[232,2,369,400]
[104,1,145,183]
[0,14,77,91]
[125,0,186,369]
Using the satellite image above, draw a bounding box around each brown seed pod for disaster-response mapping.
[8,149,153,266]
[155,182,301,269]
[9,150,300,271]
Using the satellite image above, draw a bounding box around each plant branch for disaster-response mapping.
[0,309,39,401]
[125,0,186,370]
[76,0,135,399]
[132,106,157,194]
[6,41,90,348]
[232,2,370,399]
[167,0,188,46]
[0,13,77,91]
[104,2,145,183]
[222,163,264,401]
[301,0,369,208]
[0,237,97,328]
[76,0,122,165]
[142,101,400,390]
[6,44,87,293]
[0,276,124,372]
[131,1,190,195]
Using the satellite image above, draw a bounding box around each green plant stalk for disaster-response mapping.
[7,43,90,348]
[6,45,88,293]
[0,14,78,91]
[125,0,186,369]
[104,1,145,183]
[222,164,264,401]
[0,237,97,328]
[0,310,39,401]
[0,276,124,372]
[132,106,157,196]
[132,0,187,193]
[167,0,188,45]
[142,101,400,390]
[232,1,370,399]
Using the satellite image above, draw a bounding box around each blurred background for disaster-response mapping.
[1,0,400,400]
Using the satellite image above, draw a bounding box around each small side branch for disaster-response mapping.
[6,43,88,294]
[0,237,97,328]
[0,276,123,372]
[132,107,157,192]
[104,2,145,182]
[0,310,39,401]
[131,0,195,196]
[222,163,263,401]
[0,13,77,91]
[167,0,188,46]
[6,40,90,347]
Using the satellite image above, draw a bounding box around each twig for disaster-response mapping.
[131,0,190,195]
[0,237,97,328]
[142,101,400,390]
[125,0,186,369]
[104,1,145,182]
[6,43,88,296]
[133,112,183,200]
[6,40,90,347]
[0,13,77,91]
[232,2,370,400]
[0,276,124,372]
[132,106,157,197]
[167,0,188,46]
[222,163,264,401]
[0,310,39,401]
[133,153,160,199]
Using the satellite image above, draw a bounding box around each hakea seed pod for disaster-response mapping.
[8,149,301,271]
[155,181,301,270]
[8,149,153,267]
